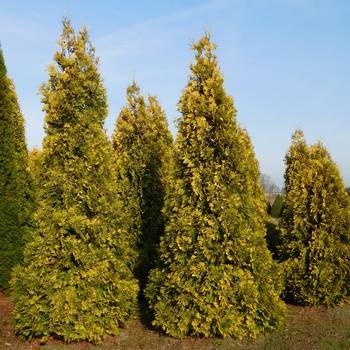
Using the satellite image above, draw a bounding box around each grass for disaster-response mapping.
[1,291,350,350]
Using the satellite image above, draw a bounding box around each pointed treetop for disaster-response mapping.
[60,17,90,48]
[178,32,233,128]
[41,18,107,127]
[125,81,145,111]
[54,17,96,68]
[127,80,140,96]
[192,32,216,54]
[126,81,141,102]
[192,31,216,55]
[0,47,7,78]
[189,32,220,79]
[291,129,305,143]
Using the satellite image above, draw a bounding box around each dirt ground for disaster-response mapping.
[1,291,350,350]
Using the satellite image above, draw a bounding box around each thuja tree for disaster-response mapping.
[279,130,350,306]
[112,83,172,286]
[11,20,138,342]
[0,48,34,291]
[145,35,285,338]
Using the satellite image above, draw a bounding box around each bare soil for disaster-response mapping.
[1,291,349,350]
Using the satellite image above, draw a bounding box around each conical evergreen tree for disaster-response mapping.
[145,34,285,338]
[0,48,34,291]
[112,82,172,286]
[279,130,350,306]
[11,20,138,342]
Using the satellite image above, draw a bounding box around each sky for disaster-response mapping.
[0,0,349,187]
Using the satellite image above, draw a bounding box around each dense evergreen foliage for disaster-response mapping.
[2,16,349,344]
[28,148,42,191]
[145,34,285,338]
[0,48,34,291]
[112,83,172,286]
[279,131,350,306]
[271,194,284,218]
[11,20,138,342]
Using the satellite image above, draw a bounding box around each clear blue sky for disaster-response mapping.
[1,0,349,186]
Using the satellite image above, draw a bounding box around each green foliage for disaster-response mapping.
[279,130,350,306]
[28,148,42,190]
[112,83,172,286]
[266,221,282,259]
[270,194,283,218]
[145,34,285,339]
[266,200,272,215]
[11,19,138,343]
[0,48,34,291]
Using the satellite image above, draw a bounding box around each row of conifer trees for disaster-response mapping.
[0,19,349,343]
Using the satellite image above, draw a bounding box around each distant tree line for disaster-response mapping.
[0,19,349,343]
[261,174,280,194]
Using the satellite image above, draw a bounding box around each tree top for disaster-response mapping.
[291,129,305,143]
[0,48,7,78]
[192,32,217,58]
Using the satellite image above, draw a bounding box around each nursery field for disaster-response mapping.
[1,7,350,350]
[1,291,349,350]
